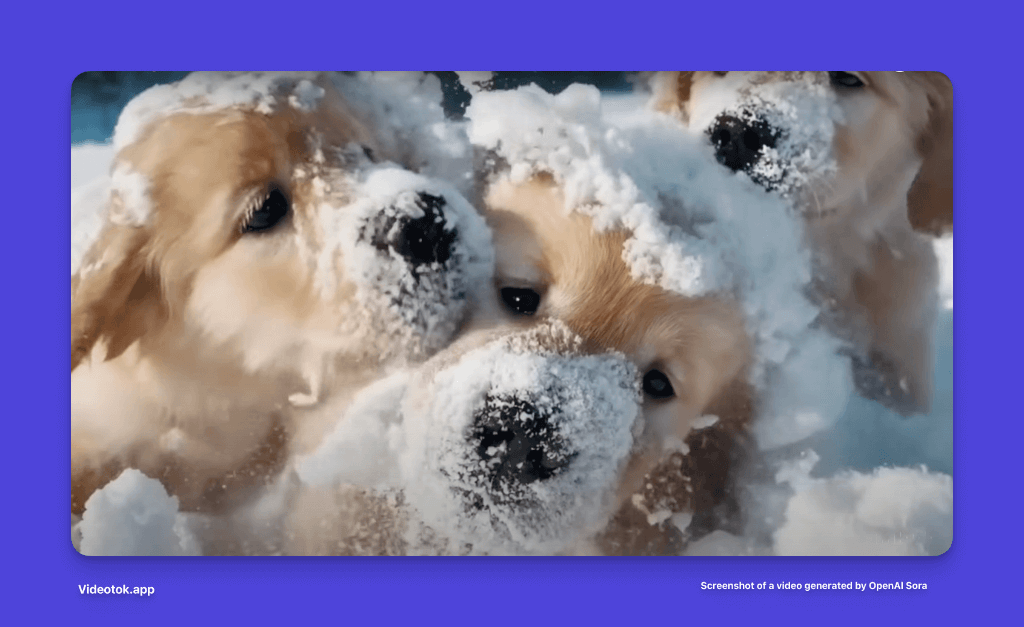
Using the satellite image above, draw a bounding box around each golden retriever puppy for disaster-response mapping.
[70,72,493,516]
[650,71,953,414]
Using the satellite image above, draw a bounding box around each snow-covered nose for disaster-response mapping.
[708,113,779,175]
[400,322,642,552]
[441,345,641,507]
[368,192,458,269]
[469,391,578,499]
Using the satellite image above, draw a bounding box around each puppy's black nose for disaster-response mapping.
[366,192,458,268]
[708,114,778,173]
[397,193,456,266]
[470,394,575,499]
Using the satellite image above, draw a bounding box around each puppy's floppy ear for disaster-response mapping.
[907,72,954,236]
[71,219,166,372]
[649,72,694,121]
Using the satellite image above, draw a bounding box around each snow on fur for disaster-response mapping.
[465,83,851,448]
[685,72,840,202]
[71,75,953,556]
[74,72,490,365]
[111,72,472,180]
[112,72,318,152]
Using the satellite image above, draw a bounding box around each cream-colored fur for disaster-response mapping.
[653,71,953,414]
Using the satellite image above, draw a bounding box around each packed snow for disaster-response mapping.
[74,469,199,556]
[772,455,953,556]
[71,73,953,556]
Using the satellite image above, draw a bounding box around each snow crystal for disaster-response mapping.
[669,511,693,535]
[752,329,853,449]
[77,469,199,556]
[690,415,719,430]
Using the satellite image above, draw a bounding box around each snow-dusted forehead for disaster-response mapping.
[113,71,474,199]
[112,72,324,152]
[465,83,812,299]
[467,84,716,294]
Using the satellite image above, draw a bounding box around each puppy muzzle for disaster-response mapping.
[400,323,642,553]
[328,167,494,361]
[695,80,840,202]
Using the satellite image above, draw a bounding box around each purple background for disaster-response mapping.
[7,0,1018,622]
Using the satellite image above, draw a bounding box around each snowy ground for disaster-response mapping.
[70,76,953,556]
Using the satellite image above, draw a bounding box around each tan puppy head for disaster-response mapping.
[652,71,951,416]
[69,73,493,515]
[490,174,750,516]
[652,71,953,235]
[71,72,492,395]
[377,173,752,553]
[486,176,749,428]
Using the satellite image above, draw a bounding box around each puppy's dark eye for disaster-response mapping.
[642,369,675,400]
[713,71,729,77]
[829,71,864,88]
[500,287,541,316]
[243,188,290,233]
